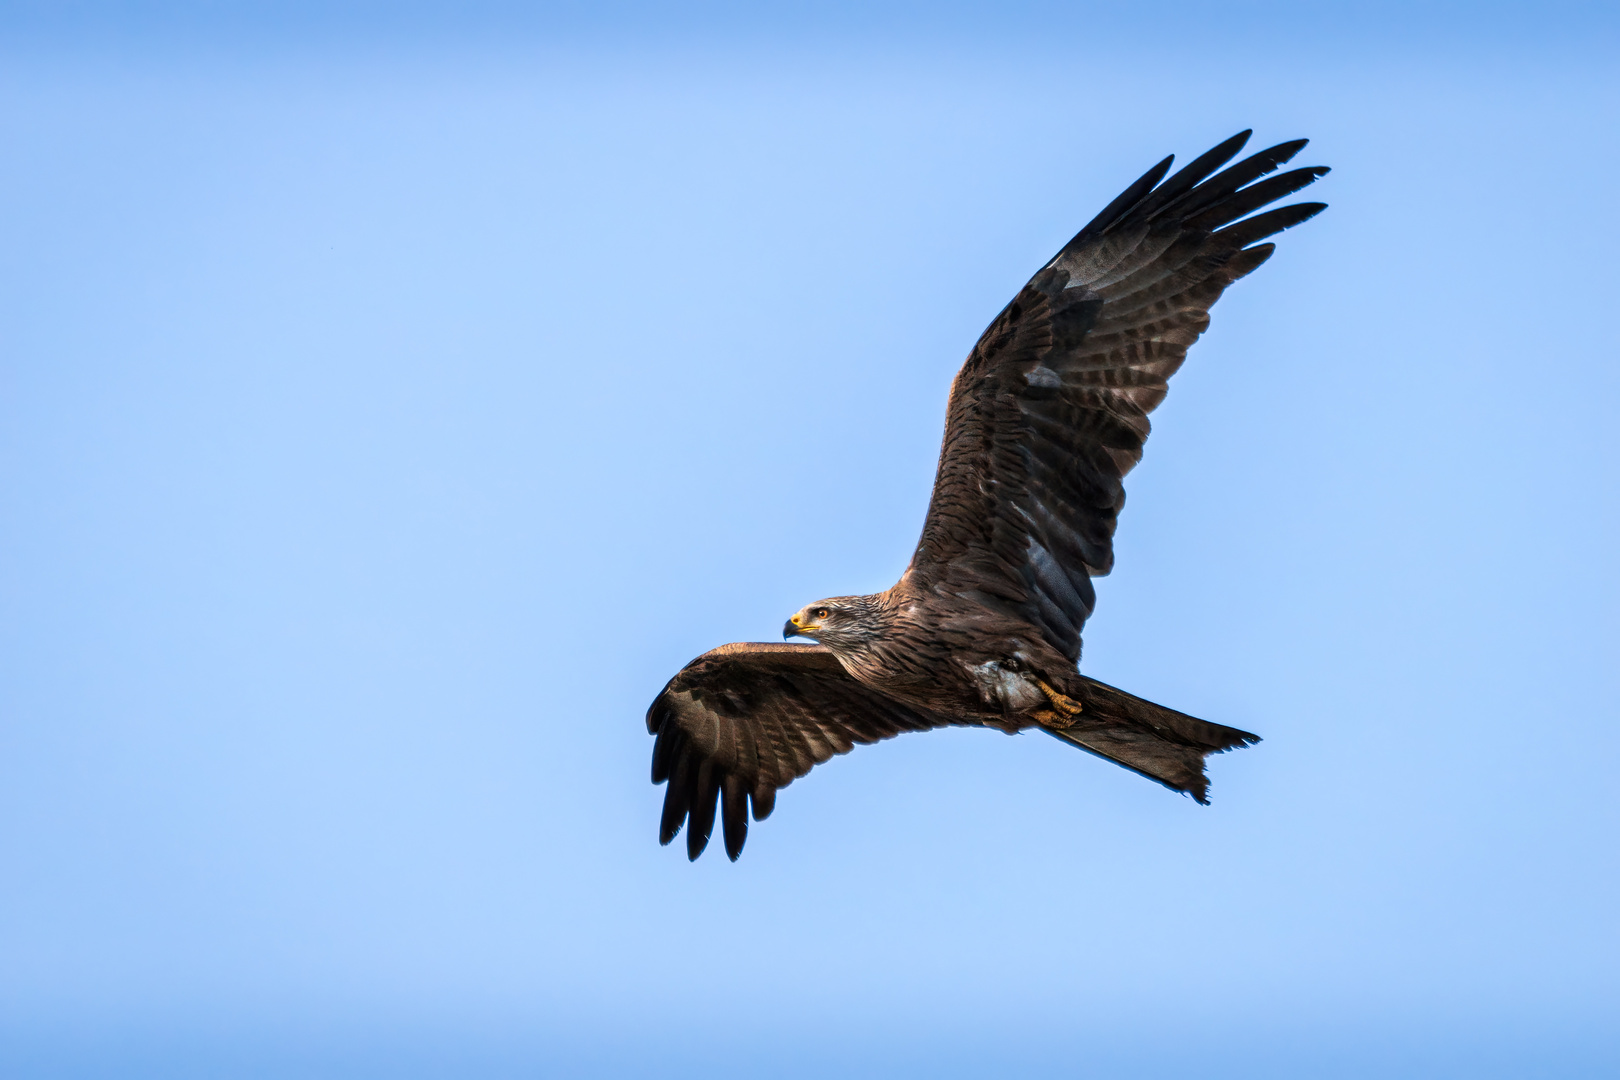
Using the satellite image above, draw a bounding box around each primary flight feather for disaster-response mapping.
[647,130,1328,861]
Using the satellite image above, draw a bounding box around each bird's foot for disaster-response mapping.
[1033,681,1084,730]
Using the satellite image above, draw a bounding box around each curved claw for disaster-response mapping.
[1034,680,1084,729]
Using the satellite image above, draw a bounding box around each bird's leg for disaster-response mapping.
[1032,680,1084,730]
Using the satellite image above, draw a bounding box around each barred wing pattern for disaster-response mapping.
[646,643,955,861]
[908,131,1328,661]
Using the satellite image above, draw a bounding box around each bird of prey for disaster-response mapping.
[647,130,1327,861]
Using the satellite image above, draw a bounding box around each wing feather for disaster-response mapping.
[906,133,1328,661]
[646,642,958,860]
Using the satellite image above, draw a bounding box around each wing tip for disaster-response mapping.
[1213,200,1329,246]
[1213,729,1262,753]
[645,698,668,735]
[685,819,711,860]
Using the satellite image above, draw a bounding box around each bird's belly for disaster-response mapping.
[835,641,1048,722]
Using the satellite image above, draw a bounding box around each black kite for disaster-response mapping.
[647,131,1328,860]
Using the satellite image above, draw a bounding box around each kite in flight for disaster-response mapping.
[647,130,1328,860]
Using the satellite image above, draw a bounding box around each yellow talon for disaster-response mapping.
[1035,680,1084,727]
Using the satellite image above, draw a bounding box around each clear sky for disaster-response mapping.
[1,3,1617,1077]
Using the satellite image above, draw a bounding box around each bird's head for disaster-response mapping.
[783,595,885,650]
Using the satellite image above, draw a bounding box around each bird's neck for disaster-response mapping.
[821,590,904,678]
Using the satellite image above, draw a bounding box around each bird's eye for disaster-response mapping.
[814,608,829,620]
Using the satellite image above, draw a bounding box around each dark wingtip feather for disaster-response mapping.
[1225,242,1276,281]
[1268,137,1309,163]
[658,785,686,846]
[1136,130,1253,219]
[1215,729,1263,753]
[650,725,683,784]
[721,775,748,861]
[1244,138,1310,173]
[1186,165,1331,232]
[1176,139,1316,220]
[685,825,709,860]
[659,753,696,845]
[1214,201,1328,247]
[685,760,720,861]
[1063,153,1175,249]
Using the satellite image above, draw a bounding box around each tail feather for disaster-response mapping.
[1047,676,1259,804]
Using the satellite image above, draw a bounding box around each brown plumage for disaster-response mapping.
[648,131,1328,860]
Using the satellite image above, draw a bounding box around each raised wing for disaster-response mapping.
[647,642,955,861]
[907,131,1328,661]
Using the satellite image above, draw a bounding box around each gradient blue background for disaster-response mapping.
[2,3,1617,1077]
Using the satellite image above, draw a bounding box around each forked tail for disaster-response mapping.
[1047,676,1260,803]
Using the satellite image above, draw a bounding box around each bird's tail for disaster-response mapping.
[1047,676,1260,804]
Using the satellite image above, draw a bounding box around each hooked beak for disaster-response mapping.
[783,615,813,641]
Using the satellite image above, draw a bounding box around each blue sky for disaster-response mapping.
[1,3,1617,1078]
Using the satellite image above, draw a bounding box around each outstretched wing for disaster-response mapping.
[647,642,956,861]
[907,131,1328,661]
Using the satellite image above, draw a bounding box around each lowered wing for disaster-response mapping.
[647,642,958,861]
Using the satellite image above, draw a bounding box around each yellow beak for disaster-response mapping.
[783,614,815,640]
